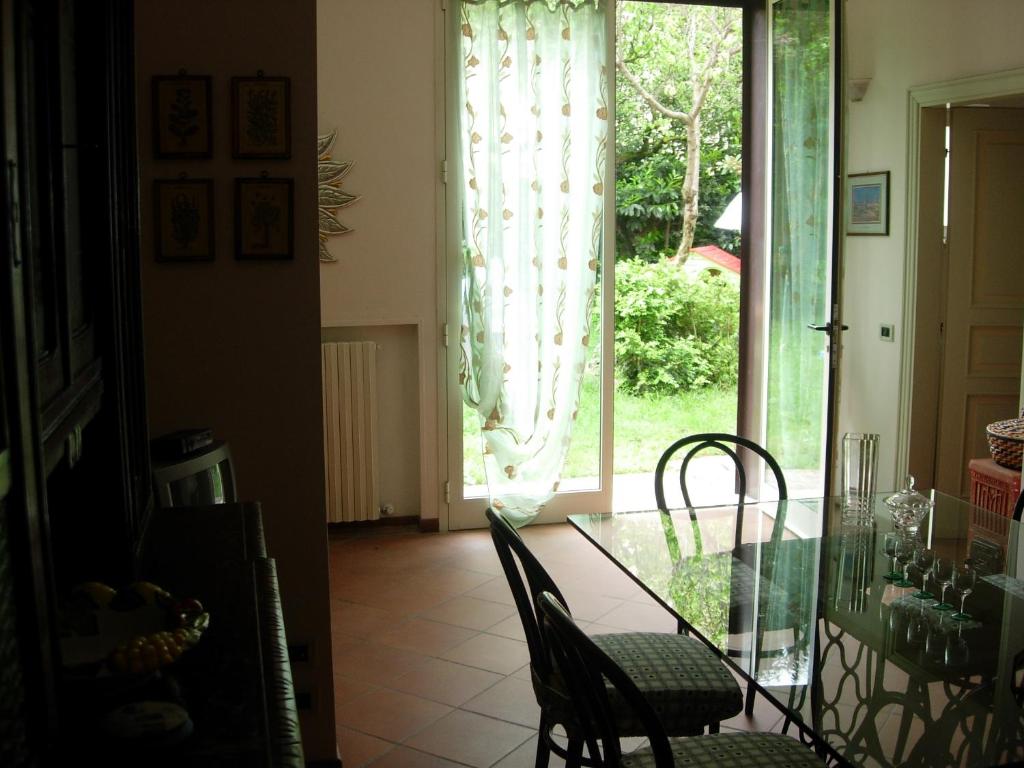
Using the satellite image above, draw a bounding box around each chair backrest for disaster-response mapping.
[485,508,570,683]
[1014,490,1024,522]
[536,591,675,768]
[654,432,787,510]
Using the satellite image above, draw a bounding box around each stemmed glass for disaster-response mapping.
[933,556,955,611]
[925,613,947,665]
[907,601,929,648]
[951,561,977,621]
[882,532,902,581]
[894,536,916,588]
[945,622,970,666]
[913,546,935,600]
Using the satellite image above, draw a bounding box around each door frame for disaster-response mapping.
[896,66,1024,483]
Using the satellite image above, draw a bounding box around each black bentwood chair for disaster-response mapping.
[536,590,824,768]
[1013,490,1023,522]
[486,509,742,768]
[653,432,788,512]
[654,432,791,717]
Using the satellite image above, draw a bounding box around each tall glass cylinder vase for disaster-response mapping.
[842,433,879,523]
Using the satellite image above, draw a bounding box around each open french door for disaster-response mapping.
[739,0,840,502]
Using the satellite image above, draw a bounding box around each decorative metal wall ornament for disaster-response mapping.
[317,130,360,263]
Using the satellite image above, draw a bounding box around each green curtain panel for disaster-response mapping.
[458,0,608,525]
[766,0,832,471]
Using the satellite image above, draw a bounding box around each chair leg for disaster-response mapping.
[534,715,551,768]
[745,683,756,716]
[565,738,585,768]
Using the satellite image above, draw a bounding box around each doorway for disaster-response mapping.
[900,70,1024,495]
[908,101,1024,496]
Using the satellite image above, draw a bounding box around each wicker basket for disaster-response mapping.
[986,418,1024,470]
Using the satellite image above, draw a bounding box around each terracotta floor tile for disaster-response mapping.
[418,595,517,631]
[336,726,393,768]
[463,577,516,606]
[492,735,567,768]
[336,687,453,743]
[355,583,457,615]
[462,675,541,728]
[554,585,624,622]
[370,617,478,656]
[389,657,504,707]
[404,709,534,768]
[440,633,532,675]
[332,600,403,638]
[333,673,378,708]
[408,564,496,596]
[485,614,527,642]
[594,600,678,633]
[332,637,432,686]
[368,746,469,767]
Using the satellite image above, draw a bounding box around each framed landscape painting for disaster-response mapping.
[846,171,889,235]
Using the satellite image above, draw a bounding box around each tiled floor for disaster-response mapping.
[329,522,786,767]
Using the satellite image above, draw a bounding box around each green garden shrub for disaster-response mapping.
[614,258,739,395]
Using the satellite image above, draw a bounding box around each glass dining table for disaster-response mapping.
[567,493,1024,768]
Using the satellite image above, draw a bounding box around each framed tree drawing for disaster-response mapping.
[235,177,293,260]
[152,75,212,158]
[154,179,215,261]
[231,75,291,159]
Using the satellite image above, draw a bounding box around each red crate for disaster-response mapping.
[969,458,1022,518]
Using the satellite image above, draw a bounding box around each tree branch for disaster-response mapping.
[615,57,692,125]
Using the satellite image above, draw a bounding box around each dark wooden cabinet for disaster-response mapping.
[1,0,150,763]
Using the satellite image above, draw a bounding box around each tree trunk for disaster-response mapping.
[675,116,701,263]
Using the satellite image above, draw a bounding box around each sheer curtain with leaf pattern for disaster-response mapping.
[458,0,607,526]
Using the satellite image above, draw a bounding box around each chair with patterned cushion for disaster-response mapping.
[536,589,824,767]
[487,508,743,767]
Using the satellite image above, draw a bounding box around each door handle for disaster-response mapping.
[807,323,849,333]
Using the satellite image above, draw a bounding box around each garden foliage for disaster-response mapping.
[614,258,739,395]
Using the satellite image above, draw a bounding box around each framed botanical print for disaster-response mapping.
[154,179,215,261]
[152,75,212,158]
[231,75,291,159]
[235,177,293,260]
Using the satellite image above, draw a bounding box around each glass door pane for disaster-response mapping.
[765,0,834,499]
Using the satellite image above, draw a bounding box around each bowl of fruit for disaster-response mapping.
[60,581,209,682]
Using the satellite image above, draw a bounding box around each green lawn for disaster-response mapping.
[463,375,737,484]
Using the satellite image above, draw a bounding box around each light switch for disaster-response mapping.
[880,324,895,342]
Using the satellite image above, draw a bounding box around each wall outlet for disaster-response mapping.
[879,324,895,342]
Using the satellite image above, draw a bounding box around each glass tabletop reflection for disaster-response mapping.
[567,494,1024,768]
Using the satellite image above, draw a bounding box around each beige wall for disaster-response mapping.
[317,0,442,524]
[135,1,336,759]
[840,0,1024,490]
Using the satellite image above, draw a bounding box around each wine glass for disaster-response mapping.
[894,536,915,588]
[933,556,955,611]
[882,532,901,581]
[913,546,935,600]
[945,623,970,666]
[951,561,977,621]
[925,613,947,665]
[907,602,929,648]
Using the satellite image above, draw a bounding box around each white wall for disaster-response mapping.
[839,0,1024,490]
[317,0,441,525]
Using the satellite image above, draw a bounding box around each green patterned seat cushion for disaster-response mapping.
[592,632,743,734]
[621,732,822,767]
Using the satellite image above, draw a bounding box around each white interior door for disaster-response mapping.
[934,107,1024,497]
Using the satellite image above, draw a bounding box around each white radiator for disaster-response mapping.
[322,341,380,523]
